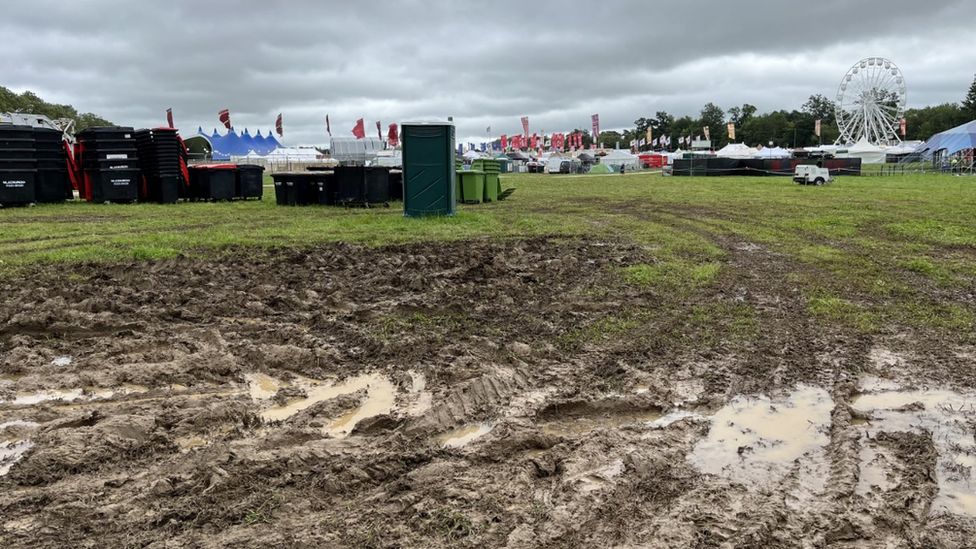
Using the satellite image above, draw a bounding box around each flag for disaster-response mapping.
[218,109,232,130]
[591,114,600,141]
[646,127,652,145]
[814,119,822,137]
[388,123,399,147]
[900,118,907,137]
[703,127,711,141]
[501,134,508,149]
[166,108,174,129]
[326,114,332,136]
[376,121,383,141]
[727,122,735,141]
[521,116,529,137]
[352,118,366,139]
[276,113,283,137]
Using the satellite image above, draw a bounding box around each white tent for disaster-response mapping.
[601,149,641,170]
[546,154,567,173]
[839,138,886,164]
[754,147,792,159]
[462,150,483,161]
[715,143,757,159]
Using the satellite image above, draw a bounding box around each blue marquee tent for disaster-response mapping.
[920,119,976,156]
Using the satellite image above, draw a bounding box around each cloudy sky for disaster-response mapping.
[1,0,973,145]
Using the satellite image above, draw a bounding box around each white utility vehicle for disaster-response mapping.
[793,165,833,185]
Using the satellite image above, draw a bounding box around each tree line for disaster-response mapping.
[1,85,111,131]
[571,75,976,151]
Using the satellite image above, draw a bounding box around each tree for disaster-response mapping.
[963,74,976,120]
[699,102,726,146]
[0,85,111,130]
[802,94,836,123]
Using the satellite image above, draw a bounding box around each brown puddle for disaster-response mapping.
[6,384,149,406]
[245,373,286,400]
[852,384,976,517]
[256,373,398,439]
[0,421,39,477]
[435,423,494,448]
[688,385,834,487]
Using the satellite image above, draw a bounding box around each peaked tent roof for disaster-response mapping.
[919,119,976,156]
[212,129,252,158]
[715,143,757,159]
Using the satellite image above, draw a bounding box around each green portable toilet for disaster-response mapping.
[402,122,456,217]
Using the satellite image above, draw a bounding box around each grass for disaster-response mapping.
[2,171,975,336]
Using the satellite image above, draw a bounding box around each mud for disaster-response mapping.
[1,237,975,547]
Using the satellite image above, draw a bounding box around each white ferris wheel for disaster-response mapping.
[834,57,907,145]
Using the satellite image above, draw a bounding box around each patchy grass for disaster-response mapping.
[2,171,975,340]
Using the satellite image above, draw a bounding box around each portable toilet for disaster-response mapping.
[401,121,455,217]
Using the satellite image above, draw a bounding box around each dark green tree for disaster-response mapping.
[962,74,976,120]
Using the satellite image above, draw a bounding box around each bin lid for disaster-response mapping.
[191,163,238,170]
[401,120,455,127]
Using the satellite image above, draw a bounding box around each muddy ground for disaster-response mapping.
[1,236,975,548]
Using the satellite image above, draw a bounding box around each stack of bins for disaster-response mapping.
[32,128,71,203]
[0,125,37,206]
[135,128,184,204]
[76,127,140,203]
[471,159,500,202]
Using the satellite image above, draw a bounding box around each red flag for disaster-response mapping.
[275,113,283,137]
[521,116,529,137]
[352,118,365,139]
[387,123,399,147]
[166,108,174,129]
[326,114,332,136]
[501,134,507,149]
[376,121,382,141]
[530,133,538,149]
[218,109,232,130]
[591,114,600,141]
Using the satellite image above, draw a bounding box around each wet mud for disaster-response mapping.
[1,237,975,547]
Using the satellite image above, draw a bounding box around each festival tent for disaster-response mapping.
[755,146,792,159]
[917,120,976,156]
[839,138,886,164]
[588,163,614,174]
[462,150,483,161]
[715,143,757,159]
[211,129,252,160]
[601,148,641,170]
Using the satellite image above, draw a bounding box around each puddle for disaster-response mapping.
[435,423,493,448]
[856,444,898,496]
[852,385,976,517]
[868,347,906,370]
[245,373,285,400]
[541,409,663,437]
[688,385,834,486]
[0,421,39,477]
[258,373,398,439]
[51,356,73,367]
[404,371,433,416]
[7,385,149,406]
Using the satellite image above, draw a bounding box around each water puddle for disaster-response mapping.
[435,422,493,448]
[245,373,286,400]
[404,371,433,416]
[6,384,149,406]
[257,373,398,439]
[688,385,834,486]
[51,356,73,367]
[541,409,663,437]
[0,421,39,477]
[852,384,976,517]
[647,410,704,430]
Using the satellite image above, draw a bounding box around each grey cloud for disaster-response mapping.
[0,0,972,145]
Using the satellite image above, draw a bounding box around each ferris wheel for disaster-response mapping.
[834,57,907,145]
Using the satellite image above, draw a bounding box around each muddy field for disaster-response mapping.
[1,237,975,548]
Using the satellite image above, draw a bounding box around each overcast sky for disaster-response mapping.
[1,0,973,145]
